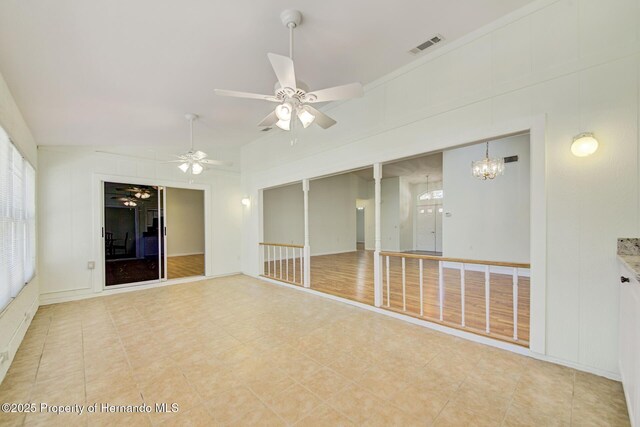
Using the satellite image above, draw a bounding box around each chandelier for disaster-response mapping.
[472,142,504,180]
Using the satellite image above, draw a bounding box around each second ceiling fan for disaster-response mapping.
[215,9,364,131]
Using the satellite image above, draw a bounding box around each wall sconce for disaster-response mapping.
[571,132,599,157]
[241,197,251,207]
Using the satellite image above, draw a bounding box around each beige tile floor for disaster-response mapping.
[0,274,630,426]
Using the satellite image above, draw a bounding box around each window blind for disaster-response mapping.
[0,127,35,312]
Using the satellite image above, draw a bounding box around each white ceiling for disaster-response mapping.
[0,0,534,149]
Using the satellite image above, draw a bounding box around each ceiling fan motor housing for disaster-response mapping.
[280,9,302,28]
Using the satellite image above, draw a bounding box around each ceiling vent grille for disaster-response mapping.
[409,34,444,55]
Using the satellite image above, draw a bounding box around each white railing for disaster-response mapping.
[380,251,530,346]
[259,242,305,287]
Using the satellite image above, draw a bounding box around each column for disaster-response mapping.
[373,163,382,307]
[303,179,311,288]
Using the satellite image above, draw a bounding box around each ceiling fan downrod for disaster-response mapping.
[280,9,302,60]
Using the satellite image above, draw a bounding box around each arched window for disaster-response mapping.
[417,189,443,201]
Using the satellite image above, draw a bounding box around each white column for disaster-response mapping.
[373,163,382,307]
[303,179,311,288]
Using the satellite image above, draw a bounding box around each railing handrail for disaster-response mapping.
[379,251,530,269]
[259,242,304,249]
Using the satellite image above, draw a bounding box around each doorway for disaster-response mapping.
[415,205,442,254]
[103,181,205,288]
[166,187,205,279]
[104,182,164,286]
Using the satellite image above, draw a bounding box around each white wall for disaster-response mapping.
[241,0,640,377]
[38,147,242,304]
[399,177,414,251]
[0,72,39,383]
[166,187,205,256]
[262,174,375,255]
[443,134,530,263]
[263,183,304,245]
[309,174,358,255]
[356,209,365,242]
[381,177,400,251]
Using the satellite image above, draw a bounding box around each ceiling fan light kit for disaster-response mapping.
[171,113,232,175]
[214,9,364,133]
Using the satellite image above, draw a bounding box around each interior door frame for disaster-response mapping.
[93,173,212,292]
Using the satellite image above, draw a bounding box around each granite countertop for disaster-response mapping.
[617,238,640,281]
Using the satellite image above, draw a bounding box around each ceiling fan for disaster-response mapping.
[115,186,152,199]
[110,194,140,207]
[167,113,232,175]
[215,9,364,131]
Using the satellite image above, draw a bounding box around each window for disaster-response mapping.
[0,127,36,311]
[418,189,444,201]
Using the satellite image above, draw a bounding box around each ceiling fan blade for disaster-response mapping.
[304,106,337,129]
[267,53,297,91]
[258,111,279,127]
[192,150,207,160]
[200,159,233,166]
[214,89,279,102]
[305,82,364,103]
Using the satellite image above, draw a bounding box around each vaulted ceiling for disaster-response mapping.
[0,0,534,149]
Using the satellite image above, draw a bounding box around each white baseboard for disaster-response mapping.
[250,274,620,382]
[39,272,240,305]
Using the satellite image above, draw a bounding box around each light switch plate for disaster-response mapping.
[87,261,95,270]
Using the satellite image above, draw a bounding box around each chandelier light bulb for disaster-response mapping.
[178,162,189,173]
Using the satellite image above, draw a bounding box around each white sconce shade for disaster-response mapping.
[276,119,290,131]
[275,102,293,121]
[241,197,251,207]
[571,133,598,157]
[297,108,316,128]
[191,162,204,175]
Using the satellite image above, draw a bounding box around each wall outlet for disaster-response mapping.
[0,351,8,364]
[87,261,95,270]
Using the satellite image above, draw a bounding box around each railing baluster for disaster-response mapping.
[293,247,296,283]
[513,267,518,340]
[386,256,390,307]
[300,248,304,285]
[273,246,276,278]
[460,263,465,327]
[485,265,490,333]
[402,257,406,311]
[267,245,271,277]
[279,247,283,279]
[438,261,444,321]
[285,247,289,281]
[419,258,424,317]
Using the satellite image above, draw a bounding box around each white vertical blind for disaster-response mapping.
[0,127,35,311]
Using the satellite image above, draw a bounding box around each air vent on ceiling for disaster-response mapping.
[409,34,444,55]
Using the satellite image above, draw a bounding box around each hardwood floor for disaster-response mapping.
[266,249,530,345]
[168,254,204,279]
